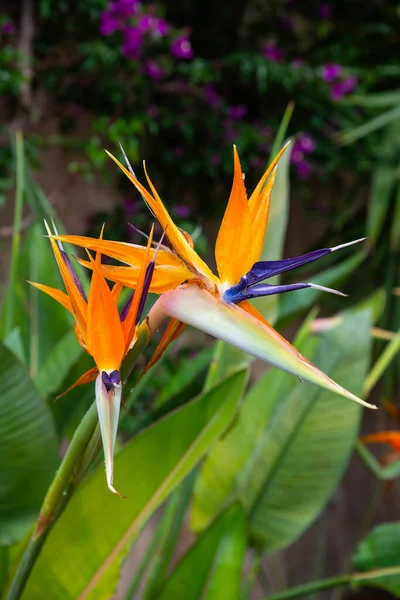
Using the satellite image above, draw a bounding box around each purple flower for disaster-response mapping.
[110,0,137,18]
[171,34,194,60]
[321,63,342,82]
[204,84,221,109]
[174,205,191,218]
[330,76,358,101]
[296,159,312,179]
[227,105,247,120]
[262,41,284,63]
[1,20,16,35]
[122,27,142,59]
[295,133,315,154]
[100,12,120,35]
[144,60,166,81]
[318,2,333,19]
[153,17,169,37]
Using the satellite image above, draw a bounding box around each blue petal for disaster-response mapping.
[244,248,331,286]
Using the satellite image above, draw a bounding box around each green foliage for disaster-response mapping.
[158,504,246,600]
[0,343,59,545]
[20,370,247,599]
[192,310,371,552]
[353,522,400,596]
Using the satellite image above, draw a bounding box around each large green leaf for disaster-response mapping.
[0,343,59,545]
[34,330,83,398]
[21,370,248,600]
[352,522,400,596]
[191,311,371,551]
[158,504,246,600]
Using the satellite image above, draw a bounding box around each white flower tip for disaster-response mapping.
[107,480,125,498]
[308,283,348,297]
[331,237,367,252]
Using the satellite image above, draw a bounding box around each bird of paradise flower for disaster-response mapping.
[54,144,376,411]
[30,221,156,494]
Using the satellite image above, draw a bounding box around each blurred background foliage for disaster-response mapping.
[1,1,400,599]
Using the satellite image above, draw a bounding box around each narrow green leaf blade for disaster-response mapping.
[352,522,400,596]
[21,370,248,600]
[158,504,246,600]
[0,343,59,545]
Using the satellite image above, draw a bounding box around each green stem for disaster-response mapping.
[265,565,400,600]
[265,574,350,600]
[1,131,24,339]
[5,402,98,600]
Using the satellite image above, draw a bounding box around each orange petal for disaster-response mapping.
[122,226,154,353]
[215,146,252,285]
[52,235,181,268]
[28,281,73,314]
[44,222,88,341]
[362,431,400,452]
[78,260,195,293]
[55,366,99,400]
[106,151,217,283]
[247,143,290,266]
[143,318,186,375]
[86,252,125,372]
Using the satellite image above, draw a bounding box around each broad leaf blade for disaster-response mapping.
[192,311,371,552]
[158,504,246,600]
[0,343,59,545]
[352,522,400,596]
[21,370,248,600]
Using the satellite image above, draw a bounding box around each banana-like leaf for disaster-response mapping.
[20,370,248,600]
[35,330,83,398]
[0,343,59,545]
[157,504,246,600]
[352,522,400,596]
[191,310,371,552]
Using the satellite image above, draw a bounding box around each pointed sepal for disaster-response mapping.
[95,370,123,496]
[149,285,377,409]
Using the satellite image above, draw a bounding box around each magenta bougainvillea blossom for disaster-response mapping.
[321,63,343,82]
[1,20,16,35]
[330,76,358,101]
[171,34,194,59]
[291,133,315,180]
[262,40,284,62]
[100,0,193,67]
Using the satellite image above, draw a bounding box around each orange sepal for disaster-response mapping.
[55,366,99,400]
[78,259,195,294]
[215,146,252,285]
[86,252,125,372]
[143,318,186,375]
[28,281,73,314]
[122,226,154,353]
[105,151,217,283]
[44,223,88,340]
[362,431,400,452]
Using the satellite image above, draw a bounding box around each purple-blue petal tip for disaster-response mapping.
[102,370,121,392]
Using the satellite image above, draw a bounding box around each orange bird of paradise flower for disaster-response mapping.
[30,221,155,494]
[52,146,376,410]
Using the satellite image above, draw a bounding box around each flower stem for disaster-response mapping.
[5,402,98,600]
[265,564,400,600]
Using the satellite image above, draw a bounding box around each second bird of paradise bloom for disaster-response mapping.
[30,221,156,494]
[54,144,377,410]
